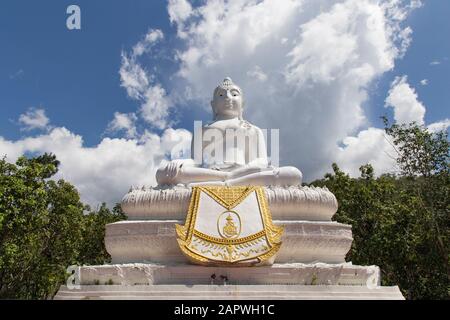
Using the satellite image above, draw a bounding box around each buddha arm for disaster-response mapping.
[156,159,229,186]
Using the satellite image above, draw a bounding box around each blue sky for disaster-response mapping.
[1,1,171,144]
[367,0,450,125]
[0,0,449,206]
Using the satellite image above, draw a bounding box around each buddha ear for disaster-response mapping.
[210,100,217,120]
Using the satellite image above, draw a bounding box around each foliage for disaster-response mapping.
[78,203,126,266]
[382,116,449,177]
[312,120,449,299]
[0,154,125,299]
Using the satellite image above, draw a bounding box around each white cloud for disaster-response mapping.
[106,112,138,138]
[247,65,268,82]
[9,69,24,80]
[133,29,164,57]
[18,108,50,131]
[168,0,193,39]
[338,72,449,175]
[0,126,191,207]
[428,119,450,133]
[119,53,150,100]
[167,0,421,179]
[119,29,172,130]
[420,79,428,86]
[385,75,426,125]
[336,115,450,177]
[336,127,398,177]
[430,60,441,66]
[140,85,171,129]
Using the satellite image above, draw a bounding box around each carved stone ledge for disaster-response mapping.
[121,185,338,221]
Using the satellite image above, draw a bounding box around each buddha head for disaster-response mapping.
[211,77,244,121]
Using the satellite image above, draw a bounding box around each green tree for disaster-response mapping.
[312,120,449,299]
[0,154,83,298]
[383,117,448,267]
[383,116,449,177]
[78,203,126,265]
[0,153,125,299]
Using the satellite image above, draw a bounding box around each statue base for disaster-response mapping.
[54,185,404,300]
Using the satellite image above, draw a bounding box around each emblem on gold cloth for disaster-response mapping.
[176,186,284,266]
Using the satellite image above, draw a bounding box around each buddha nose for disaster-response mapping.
[226,91,232,99]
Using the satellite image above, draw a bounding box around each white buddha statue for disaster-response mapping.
[156,77,302,187]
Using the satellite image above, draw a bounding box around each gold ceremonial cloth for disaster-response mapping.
[176,186,283,266]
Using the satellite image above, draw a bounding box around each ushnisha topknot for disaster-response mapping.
[213,77,242,96]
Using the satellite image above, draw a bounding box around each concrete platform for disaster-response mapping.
[54,284,404,300]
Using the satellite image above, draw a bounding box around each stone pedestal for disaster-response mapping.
[55,186,404,300]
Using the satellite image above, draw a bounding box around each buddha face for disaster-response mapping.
[211,84,243,120]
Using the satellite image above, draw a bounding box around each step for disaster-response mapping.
[54,284,404,300]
